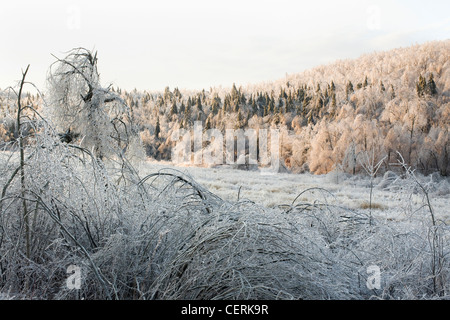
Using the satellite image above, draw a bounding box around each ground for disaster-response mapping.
[139,159,450,224]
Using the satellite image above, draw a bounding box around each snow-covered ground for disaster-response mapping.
[139,159,450,224]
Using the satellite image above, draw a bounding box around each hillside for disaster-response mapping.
[1,40,449,176]
[125,40,450,176]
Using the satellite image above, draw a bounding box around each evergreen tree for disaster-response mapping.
[330,92,337,118]
[204,114,212,131]
[346,81,354,100]
[223,95,230,113]
[330,81,336,92]
[277,97,284,113]
[236,110,243,129]
[331,92,336,109]
[427,73,437,95]
[390,84,396,99]
[170,101,178,117]
[268,97,275,113]
[184,103,192,125]
[155,116,161,139]
[231,83,239,103]
[211,95,220,115]
[363,76,369,88]
[251,99,258,114]
[196,95,203,112]
[164,86,172,103]
[179,102,186,113]
[416,75,427,97]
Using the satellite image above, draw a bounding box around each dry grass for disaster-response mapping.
[359,201,386,210]
[0,130,448,300]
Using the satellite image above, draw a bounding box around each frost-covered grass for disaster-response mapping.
[0,137,449,300]
[139,159,450,224]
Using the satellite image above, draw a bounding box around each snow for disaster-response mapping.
[139,159,450,224]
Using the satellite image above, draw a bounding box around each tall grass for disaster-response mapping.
[0,123,448,299]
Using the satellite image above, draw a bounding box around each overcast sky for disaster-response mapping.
[1,0,449,92]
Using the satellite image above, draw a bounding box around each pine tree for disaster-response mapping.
[205,114,212,131]
[427,73,437,95]
[331,92,336,108]
[211,96,220,115]
[184,103,192,125]
[170,101,178,117]
[196,95,203,112]
[390,84,396,99]
[330,92,337,118]
[330,81,336,92]
[179,102,186,113]
[416,75,427,97]
[251,99,257,114]
[231,83,239,103]
[155,117,161,139]
[277,97,284,113]
[223,95,230,113]
[236,110,243,129]
[346,81,354,100]
[268,97,275,113]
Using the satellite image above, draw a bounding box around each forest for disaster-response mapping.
[130,40,448,176]
[1,40,448,176]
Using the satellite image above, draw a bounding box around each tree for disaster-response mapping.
[330,81,336,92]
[170,101,178,117]
[416,75,427,97]
[235,110,243,129]
[346,81,354,100]
[204,114,212,131]
[196,95,203,112]
[155,116,161,139]
[427,73,437,96]
[390,84,396,99]
[211,94,221,115]
[184,103,192,126]
[47,48,140,160]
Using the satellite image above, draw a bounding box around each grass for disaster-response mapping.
[0,131,448,300]
[359,201,386,210]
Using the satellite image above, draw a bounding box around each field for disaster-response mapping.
[141,159,450,224]
[0,140,449,300]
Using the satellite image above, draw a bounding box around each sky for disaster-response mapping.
[1,0,449,93]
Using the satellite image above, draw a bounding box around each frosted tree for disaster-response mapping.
[46,48,142,161]
[420,126,449,176]
[402,101,429,166]
[309,120,340,174]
